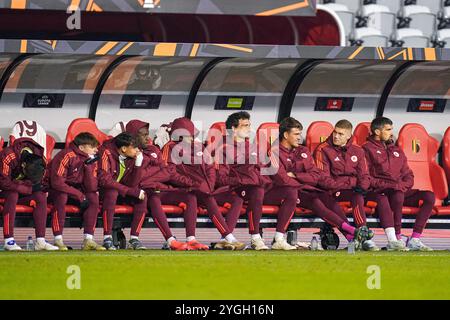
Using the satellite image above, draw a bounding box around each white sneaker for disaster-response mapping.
[35,240,59,251]
[54,239,68,251]
[271,238,297,250]
[295,241,311,250]
[407,237,433,251]
[251,237,269,250]
[4,240,22,251]
[387,240,409,251]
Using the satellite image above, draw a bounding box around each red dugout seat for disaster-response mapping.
[443,127,450,186]
[0,136,4,152]
[306,121,333,153]
[397,123,450,215]
[353,122,371,146]
[65,118,110,147]
[256,122,279,152]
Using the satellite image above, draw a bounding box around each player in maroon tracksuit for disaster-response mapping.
[313,120,379,251]
[162,117,246,250]
[98,132,147,250]
[270,117,371,249]
[362,117,435,251]
[125,119,207,250]
[214,111,298,250]
[0,138,57,251]
[48,132,104,251]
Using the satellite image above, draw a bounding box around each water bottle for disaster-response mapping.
[311,236,318,251]
[26,236,35,251]
[347,240,355,254]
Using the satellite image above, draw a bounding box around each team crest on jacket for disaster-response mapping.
[287,158,292,162]
[335,191,341,197]
[241,190,246,197]
[393,152,400,157]
[196,151,203,157]
[151,153,157,158]
[351,155,358,162]
[301,153,308,159]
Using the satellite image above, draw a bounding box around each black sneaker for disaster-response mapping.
[128,238,146,250]
[353,226,370,250]
[103,237,117,251]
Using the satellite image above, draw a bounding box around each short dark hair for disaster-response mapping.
[279,117,303,141]
[73,132,99,147]
[371,117,393,134]
[225,111,250,130]
[114,132,137,149]
[335,119,353,131]
[21,152,46,184]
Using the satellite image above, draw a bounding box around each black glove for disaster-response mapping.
[84,155,100,165]
[352,186,367,196]
[79,198,90,211]
[32,184,43,192]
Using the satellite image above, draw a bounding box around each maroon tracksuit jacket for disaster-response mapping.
[49,142,98,201]
[98,139,143,196]
[215,138,271,189]
[0,138,47,238]
[0,138,45,194]
[314,135,371,227]
[164,140,217,195]
[314,136,370,191]
[362,136,414,193]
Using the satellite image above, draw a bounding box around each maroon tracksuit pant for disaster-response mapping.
[263,186,298,233]
[333,190,367,227]
[298,191,355,238]
[101,189,147,237]
[1,191,47,238]
[49,190,99,236]
[214,191,244,235]
[369,189,434,235]
[144,190,198,239]
[234,186,265,235]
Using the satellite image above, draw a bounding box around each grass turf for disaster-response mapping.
[0,250,449,300]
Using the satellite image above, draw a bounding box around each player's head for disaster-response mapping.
[279,117,303,148]
[126,120,150,149]
[114,132,139,158]
[73,132,99,156]
[333,119,353,147]
[225,111,251,141]
[371,117,393,142]
[20,151,46,184]
[170,117,198,143]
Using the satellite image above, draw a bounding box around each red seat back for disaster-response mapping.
[206,122,226,146]
[0,136,3,152]
[46,134,56,161]
[397,123,448,205]
[306,121,333,153]
[443,127,450,186]
[353,122,371,146]
[256,122,279,152]
[65,118,109,148]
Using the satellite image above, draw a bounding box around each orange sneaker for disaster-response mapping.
[186,240,209,250]
[169,240,188,251]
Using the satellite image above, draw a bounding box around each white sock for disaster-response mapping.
[275,232,285,241]
[54,235,63,241]
[186,236,196,242]
[225,234,237,243]
[36,237,46,244]
[84,234,93,240]
[385,227,397,242]
[130,235,139,240]
[104,235,112,240]
[167,236,176,245]
[251,234,262,240]
[220,237,226,242]
[5,237,14,245]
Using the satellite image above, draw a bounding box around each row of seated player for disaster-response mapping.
[0,116,449,251]
[1,117,450,217]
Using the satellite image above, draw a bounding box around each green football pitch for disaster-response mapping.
[0,250,449,300]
